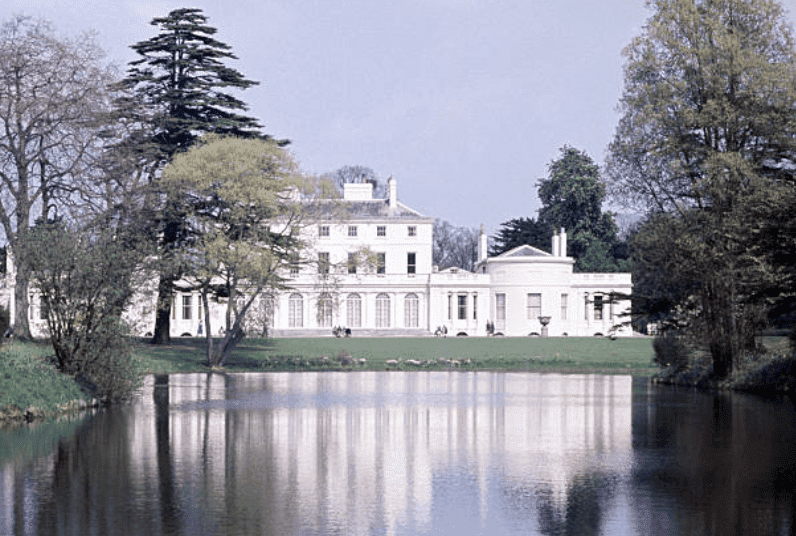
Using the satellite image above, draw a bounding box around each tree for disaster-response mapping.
[26,220,146,399]
[161,136,309,367]
[606,0,796,377]
[433,219,479,271]
[537,146,625,272]
[115,8,271,344]
[323,165,386,198]
[0,16,116,339]
[489,217,551,256]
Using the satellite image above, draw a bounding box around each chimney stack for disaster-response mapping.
[478,224,488,262]
[387,176,397,210]
[560,228,567,257]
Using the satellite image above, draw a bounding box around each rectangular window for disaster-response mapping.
[561,294,568,320]
[496,294,506,323]
[585,295,589,320]
[408,226,417,237]
[377,225,386,237]
[290,253,300,276]
[448,294,452,320]
[473,294,478,319]
[376,252,386,274]
[198,296,203,321]
[594,295,603,320]
[609,295,614,320]
[348,225,357,237]
[318,252,330,274]
[172,296,176,319]
[348,252,357,274]
[407,252,416,274]
[458,295,467,320]
[319,225,330,237]
[182,295,192,320]
[527,293,541,320]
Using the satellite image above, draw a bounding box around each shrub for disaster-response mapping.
[26,222,146,400]
[652,330,692,372]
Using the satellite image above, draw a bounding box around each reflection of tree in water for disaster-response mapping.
[536,472,616,536]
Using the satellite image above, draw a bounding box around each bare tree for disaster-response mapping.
[323,165,386,198]
[433,219,479,271]
[0,16,116,338]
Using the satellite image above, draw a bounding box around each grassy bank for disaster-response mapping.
[652,336,796,393]
[0,341,89,419]
[132,336,657,375]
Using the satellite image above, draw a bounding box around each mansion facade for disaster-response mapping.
[8,178,632,338]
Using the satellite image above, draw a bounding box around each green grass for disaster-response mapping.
[131,336,657,375]
[0,341,88,413]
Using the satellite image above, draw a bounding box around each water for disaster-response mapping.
[1,372,794,535]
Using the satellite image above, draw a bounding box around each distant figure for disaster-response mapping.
[3,326,12,338]
[344,327,351,337]
[198,321,203,336]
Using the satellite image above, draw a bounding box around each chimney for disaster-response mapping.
[551,230,560,257]
[560,228,567,257]
[478,224,488,262]
[387,176,397,209]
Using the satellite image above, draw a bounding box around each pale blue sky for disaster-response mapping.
[6,0,796,233]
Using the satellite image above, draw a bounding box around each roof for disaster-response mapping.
[311,199,431,222]
[494,244,552,258]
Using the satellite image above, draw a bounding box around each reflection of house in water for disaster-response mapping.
[126,372,633,534]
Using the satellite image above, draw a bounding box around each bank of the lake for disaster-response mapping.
[0,341,92,423]
[0,336,656,421]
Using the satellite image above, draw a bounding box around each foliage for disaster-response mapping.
[0,16,116,339]
[652,330,692,371]
[25,222,144,399]
[538,146,626,272]
[489,217,550,256]
[114,8,270,344]
[161,135,309,367]
[323,165,386,198]
[433,219,479,271]
[606,0,796,377]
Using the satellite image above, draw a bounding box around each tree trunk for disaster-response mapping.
[12,266,31,340]
[151,274,173,344]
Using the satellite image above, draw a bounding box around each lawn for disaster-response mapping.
[132,336,658,375]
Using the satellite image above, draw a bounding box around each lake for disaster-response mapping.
[1,371,794,535]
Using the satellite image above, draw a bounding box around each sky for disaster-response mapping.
[5,0,796,235]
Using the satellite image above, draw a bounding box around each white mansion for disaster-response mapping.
[9,178,632,338]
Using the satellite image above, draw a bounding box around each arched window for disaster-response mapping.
[289,293,303,327]
[347,293,362,327]
[375,293,390,328]
[404,293,419,328]
[317,293,333,327]
[261,294,275,327]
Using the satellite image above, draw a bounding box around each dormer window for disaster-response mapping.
[319,225,330,237]
[408,226,417,237]
[377,225,386,237]
[348,226,357,237]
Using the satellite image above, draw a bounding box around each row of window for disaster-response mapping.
[315,252,416,275]
[491,293,614,323]
[170,292,421,329]
[288,292,420,328]
[319,225,417,238]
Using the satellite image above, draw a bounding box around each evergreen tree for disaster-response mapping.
[115,8,272,344]
[489,217,551,256]
[537,146,625,272]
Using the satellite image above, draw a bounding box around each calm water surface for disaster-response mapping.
[1,372,794,535]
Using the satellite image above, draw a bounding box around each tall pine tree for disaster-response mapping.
[115,8,273,343]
